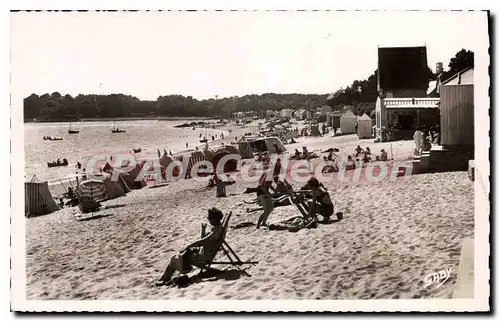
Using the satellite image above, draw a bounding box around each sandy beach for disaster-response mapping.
[25,134,474,300]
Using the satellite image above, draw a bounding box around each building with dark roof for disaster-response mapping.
[374,46,440,141]
[377,46,429,98]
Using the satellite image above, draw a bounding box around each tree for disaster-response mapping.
[448,49,474,74]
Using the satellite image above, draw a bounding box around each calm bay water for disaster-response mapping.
[24,120,226,182]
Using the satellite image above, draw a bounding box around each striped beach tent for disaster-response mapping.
[172,151,210,179]
[24,181,60,217]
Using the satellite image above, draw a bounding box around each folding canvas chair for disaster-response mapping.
[198,212,258,277]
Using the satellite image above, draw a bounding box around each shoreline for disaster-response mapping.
[24,116,224,124]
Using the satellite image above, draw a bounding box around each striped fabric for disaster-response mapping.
[238,142,254,159]
[76,180,107,202]
[24,182,60,217]
[172,155,209,179]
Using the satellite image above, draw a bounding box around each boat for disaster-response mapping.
[47,159,69,168]
[43,136,63,141]
[111,121,126,133]
[68,122,79,134]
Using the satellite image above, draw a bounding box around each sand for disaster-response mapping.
[25,133,474,300]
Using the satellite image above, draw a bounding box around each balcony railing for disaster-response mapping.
[383,97,440,109]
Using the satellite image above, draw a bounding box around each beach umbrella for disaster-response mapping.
[77,179,107,202]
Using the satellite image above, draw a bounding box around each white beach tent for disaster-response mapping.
[340,110,357,134]
[24,181,60,217]
[357,113,373,139]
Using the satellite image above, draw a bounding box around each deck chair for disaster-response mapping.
[74,189,102,214]
[197,212,258,277]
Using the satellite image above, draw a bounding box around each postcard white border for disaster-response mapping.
[8,4,491,313]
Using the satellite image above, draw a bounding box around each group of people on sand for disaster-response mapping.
[254,175,333,229]
[154,174,336,286]
[293,146,313,160]
[413,126,440,156]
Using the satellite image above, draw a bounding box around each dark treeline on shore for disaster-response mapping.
[23,49,473,122]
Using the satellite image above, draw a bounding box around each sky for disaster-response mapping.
[11,11,488,101]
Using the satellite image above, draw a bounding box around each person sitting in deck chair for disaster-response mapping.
[155,207,225,286]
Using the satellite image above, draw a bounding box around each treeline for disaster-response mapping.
[23,49,473,122]
[23,92,330,122]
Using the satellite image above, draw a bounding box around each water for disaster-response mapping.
[24,120,227,182]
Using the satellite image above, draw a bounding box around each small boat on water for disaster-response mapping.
[111,121,126,133]
[68,122,79,134]
[47,159,69,168]
[43,136,63,141]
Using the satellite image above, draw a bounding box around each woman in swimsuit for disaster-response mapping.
[155,208,224,286]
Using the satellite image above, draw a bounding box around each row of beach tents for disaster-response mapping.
[326,110,373,139]
[24,144,247,217]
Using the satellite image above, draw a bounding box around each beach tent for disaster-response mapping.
[159,152,174,169]
[102,163,131,193]
[238,138,254,159]
[117,162,147,189]
[340,110,357,134]
[212,147,238,173]
[250,137,287,154]
[327,111,343,128]
[24,181,60,217]
[357,114,373,139]
[94,173,127,199]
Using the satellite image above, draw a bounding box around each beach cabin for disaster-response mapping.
[326,110,343,128]
[439,68,474,151]
[340,110,357,134]
[357,114,373,139]
[374,45,441,141]
[415,68,474,173]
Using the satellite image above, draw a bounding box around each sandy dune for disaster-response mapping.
[26,150,474,300]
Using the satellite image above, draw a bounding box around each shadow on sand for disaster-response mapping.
[76,213,114,222]
[168,268,247,288]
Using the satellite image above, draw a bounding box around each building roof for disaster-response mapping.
[330,110,344,117]
[378,46,429,91]
[340,110,356,119]
[440,67,474,86]
[357,113,372,121]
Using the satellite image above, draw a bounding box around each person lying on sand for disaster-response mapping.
[155,208,224,286]
[294,149,301,159]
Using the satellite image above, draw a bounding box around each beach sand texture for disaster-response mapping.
[26,150,474,300]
